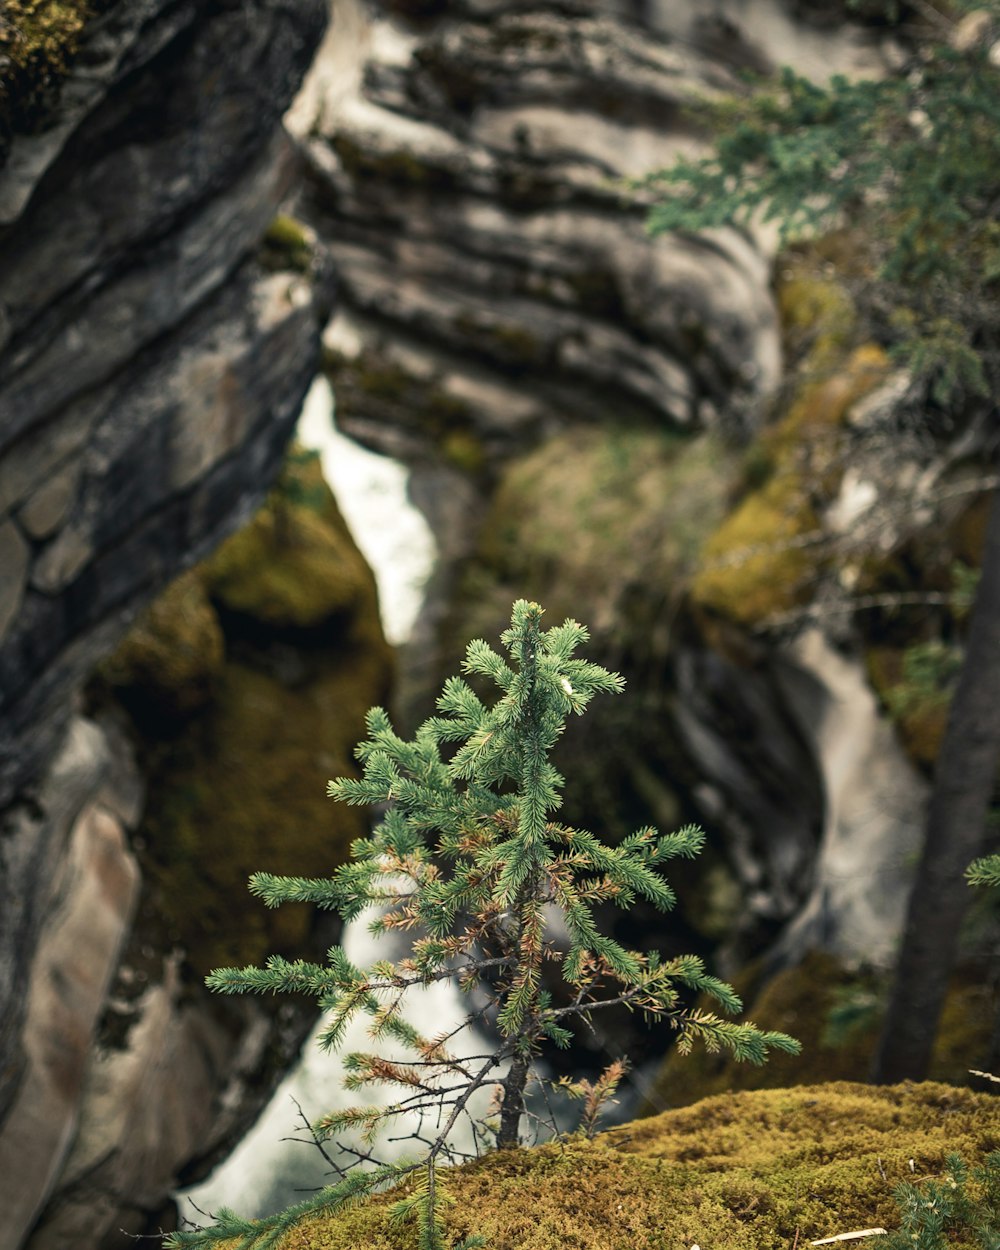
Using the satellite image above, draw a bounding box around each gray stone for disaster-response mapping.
[31,522,93,595]
[0,0,331,1244]
[0,796,141,1248]
[17,462,81,540]
[0,0,330,810]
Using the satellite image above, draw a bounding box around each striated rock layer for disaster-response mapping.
[287,0,910,959]
[0,0,338,1246]
[286,0,998,1086]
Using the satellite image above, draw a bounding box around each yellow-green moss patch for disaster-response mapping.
[139,652,387,974]
[462,425,738,647]
[99,570,224,721]
[107,450,393,974]
[260,214,314,274]
[219,1082,999,1249]
[692,345,890,626]
[776,251,857,374]
[0,0,103,144]
[202,459,375,633]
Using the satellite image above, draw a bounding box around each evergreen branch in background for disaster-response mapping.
[166,601,798,1250]
[966,854,1000,890]
[641,2,1000,405]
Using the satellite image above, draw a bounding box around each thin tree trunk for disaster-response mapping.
[872,486,1000,1083]
[496,1052,531,1149]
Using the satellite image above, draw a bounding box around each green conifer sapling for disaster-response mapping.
[167,600,799,1250]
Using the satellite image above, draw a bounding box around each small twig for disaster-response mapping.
[810,1232,887,1246]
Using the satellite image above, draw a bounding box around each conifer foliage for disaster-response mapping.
[167,601,798,1250]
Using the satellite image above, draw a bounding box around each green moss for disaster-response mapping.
[98,570,224,725]
[106,451,393,975]
[451,311,548,368]
[260,214,313,274]
[691,473,819,625]
[692,345,890,626]
[0,0,118,150]
[440,428,487,474]
[201,474,374,633]
[867,643,959,767]
[325,350,488,473]
[139,651,387,974]
[642,952,997,1113]
[221,1083,999,1249]
[331,134,455,188]
[466,426,737,641]
[776,254,858,374]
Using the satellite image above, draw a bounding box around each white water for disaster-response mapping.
[179,379,488,1221]
[180,910,497,1219]
[297,376,435,646]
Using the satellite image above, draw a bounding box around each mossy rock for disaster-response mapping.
[260,214,314,275]
[642,951,997,1114]
[463,425,738,647]
[0,1,100,147]
[139,652,388,975]
[324,349,488,472]
[776,250,858,374]
[691,345,890,626]
[107,449,393,975]
[99,570,224,724]
[331,133,456,189]
[221,1082,999,1249]
[202,456,375,634]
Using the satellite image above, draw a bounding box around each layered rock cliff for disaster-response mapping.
[285,0,903,949]
[285,0,997,1081]
[1,1,995,1243]
[0,2,362,1245]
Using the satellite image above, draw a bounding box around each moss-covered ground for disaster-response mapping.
[208,1082,999,1249]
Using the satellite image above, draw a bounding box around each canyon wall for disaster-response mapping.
[0,2,370,1245]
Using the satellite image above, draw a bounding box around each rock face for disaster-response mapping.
[286,1,995,1065]
[0,0,330,808]
[15,458,393,1250]
[285,0,915,964]
[0,0,337,1245]
[295,0,785,463]
[0,717,143,1244]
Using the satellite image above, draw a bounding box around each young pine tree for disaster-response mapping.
[167,600,799,1250]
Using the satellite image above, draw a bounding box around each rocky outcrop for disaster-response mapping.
[0,716,143,1244]
[295,0,785,463]
[284,0,995,1041]
[0,0,336,1245]
[0,0,331,808]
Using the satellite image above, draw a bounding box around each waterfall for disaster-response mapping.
[179,378,492,1220]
